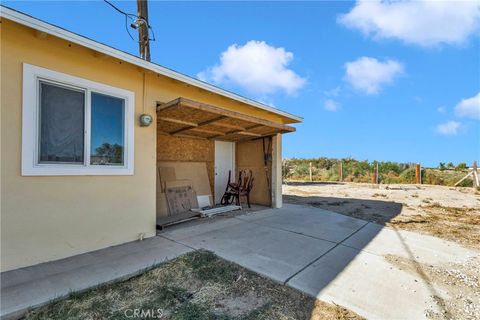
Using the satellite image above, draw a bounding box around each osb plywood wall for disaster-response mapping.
[236,139,272,206]
[156,134,215,195]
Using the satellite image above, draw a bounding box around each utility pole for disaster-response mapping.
[137,0,150,61]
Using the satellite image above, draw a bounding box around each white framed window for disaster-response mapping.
[22,63,135,176]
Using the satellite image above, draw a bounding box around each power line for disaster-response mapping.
[104,0,136,19]
[103,0,155,43]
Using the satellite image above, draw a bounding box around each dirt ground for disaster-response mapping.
[283,182,480,249]
[25,250,362,320]
[385,254,479,320]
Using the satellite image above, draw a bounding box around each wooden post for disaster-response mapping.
[137,0,151,61]
[309,162,312,182]
[339,161,343,182]
[415,164,421,184]
[271,134,282,208]
[473,161,479,188]
[372,163,378,184]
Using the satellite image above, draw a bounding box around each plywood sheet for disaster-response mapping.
[236,139,272,206]
[165,185,199,215]
[165,179,193,189]
[158,161,212,196]
[157,134,215,195]
[156,192,169,218]
[158,167,176,192]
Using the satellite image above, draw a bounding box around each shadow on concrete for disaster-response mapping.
[285,181,346,186]
[284,194,403,225]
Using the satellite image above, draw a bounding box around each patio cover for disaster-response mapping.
[156,97,295,141]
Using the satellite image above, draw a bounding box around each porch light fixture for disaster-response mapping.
[139,113,153,127]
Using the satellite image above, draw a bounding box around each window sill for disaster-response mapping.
[21,166,134,176]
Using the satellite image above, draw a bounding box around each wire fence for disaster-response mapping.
[282,158,473,187]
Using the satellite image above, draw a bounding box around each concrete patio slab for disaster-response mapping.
[243,203,368,243]
[287,244,449,320]
[1,236,192,319]
[161,215,246,241]
[162,219,338,283]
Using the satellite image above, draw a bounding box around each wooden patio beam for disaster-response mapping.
[156,98,182,113]
[188,128,226,136]
[235,131,262,137]
[170,115,227,135]
[157,117,198,127]
[157,131,208,140]
[212,122,246,131]
[245,124,264,130]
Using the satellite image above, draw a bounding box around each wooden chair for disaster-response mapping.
[220,170,254,208]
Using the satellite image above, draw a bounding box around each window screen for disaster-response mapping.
[39,81,85,163]
[90,92,125,165]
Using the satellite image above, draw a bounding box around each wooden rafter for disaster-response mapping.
[158,117,198,127]
[245,124,263,130]
[235,131,262,137]
[212,122,246,131]
[189,127,226,136]
[170,115,227,135]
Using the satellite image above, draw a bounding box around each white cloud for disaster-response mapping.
[198,40,305,95]
[344,57,404,94]
[437,106,446,113]
[324,99,341,112]
[339,0,480,47]
[455,92,480,120]
[324,86,341,97]
[435,121,461,135]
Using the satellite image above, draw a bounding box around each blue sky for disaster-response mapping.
[6,1,479,167]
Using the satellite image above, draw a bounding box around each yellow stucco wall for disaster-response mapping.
[0,19,293,272]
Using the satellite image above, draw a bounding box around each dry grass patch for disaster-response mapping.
[388,204,480,249]
[25,250,363,320]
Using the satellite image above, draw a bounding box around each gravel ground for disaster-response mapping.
[385,255,479,320]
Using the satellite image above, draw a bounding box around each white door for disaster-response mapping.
[214,141,235,204]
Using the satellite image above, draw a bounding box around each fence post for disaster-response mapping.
[372,163,378,184]
[339,161,343,182]
[309,162,312,182]
[415,164,421,184]
[473,161,479,188]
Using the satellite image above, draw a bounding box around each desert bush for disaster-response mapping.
[397,168,415,183]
